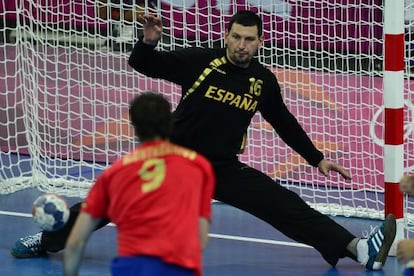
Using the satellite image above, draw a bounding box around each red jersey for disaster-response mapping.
[81,140,215,276]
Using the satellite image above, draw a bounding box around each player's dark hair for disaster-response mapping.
[129,92,173,141]
[227,10,263,37]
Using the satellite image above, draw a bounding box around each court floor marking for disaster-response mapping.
[0,210,311,248]
[209,233,311,248]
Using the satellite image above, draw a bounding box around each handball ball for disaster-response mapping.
[32,193,70,232]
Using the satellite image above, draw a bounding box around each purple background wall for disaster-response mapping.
[161,0,383,54]
[1,0,383,54]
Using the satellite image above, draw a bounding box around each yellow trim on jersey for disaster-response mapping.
[239,132,247,154]
[183,56,227,99]
[183,68,212,99]
[123,143,197,165]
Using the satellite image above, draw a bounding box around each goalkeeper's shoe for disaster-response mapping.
[359,214,396,270]
[10,232,46,258]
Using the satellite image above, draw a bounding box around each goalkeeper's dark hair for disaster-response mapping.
[129,92,173,141]
[227,10,263,37]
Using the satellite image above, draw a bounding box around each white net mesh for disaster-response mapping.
[1,0,414,225]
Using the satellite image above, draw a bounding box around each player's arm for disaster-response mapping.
[259,78,323,167]
[63,211,102,276]
[128,39,201,84]
[128,14,207,85]
[64,173,109,275]
[128,14,165,77]
[129,42,212,89]
[198,156,215,250]
[260,75,351,179]
[199,217,210,250]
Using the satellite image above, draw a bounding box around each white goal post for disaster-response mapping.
[1,0,414,229]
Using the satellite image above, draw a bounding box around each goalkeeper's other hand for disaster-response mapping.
[400,175,414,196]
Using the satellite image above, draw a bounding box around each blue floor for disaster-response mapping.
[0,188,407,275]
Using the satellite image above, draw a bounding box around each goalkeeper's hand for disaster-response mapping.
[138,14,162,45]
[317,159,352,180]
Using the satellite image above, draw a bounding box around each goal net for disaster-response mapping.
[1,0,414,224]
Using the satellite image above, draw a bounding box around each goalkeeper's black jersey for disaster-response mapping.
[129,40,323,166]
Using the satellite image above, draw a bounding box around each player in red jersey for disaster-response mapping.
[63,92,215,276]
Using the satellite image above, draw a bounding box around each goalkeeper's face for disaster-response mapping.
[225,23,263,68]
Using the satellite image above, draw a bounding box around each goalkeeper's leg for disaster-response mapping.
[212,160,396,270]
[11,202,110,258]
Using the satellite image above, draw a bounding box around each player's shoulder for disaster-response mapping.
[250,61,280,91]
[263,67,278,84]
[169,143,211,165]
[101,157,124,176]
[250,59,276,76]
[180,46,225,59]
